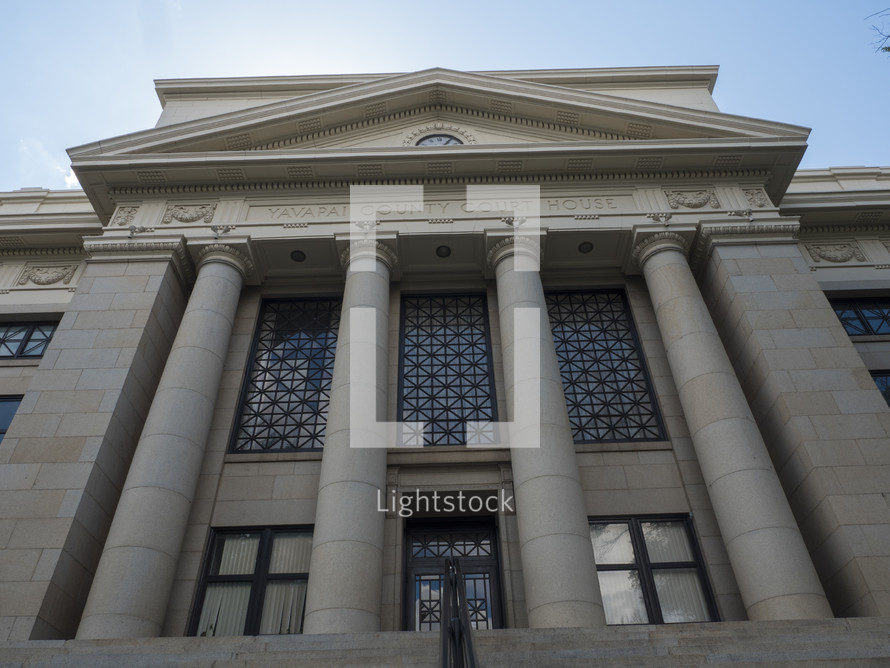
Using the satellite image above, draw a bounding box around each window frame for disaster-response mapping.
[189,525,313,637]
[397,292,499,447]
[546,289,665,443]
[229,297,342,453]
[0,395,22,444]
[589,514,718,625]
[0,321,58,359]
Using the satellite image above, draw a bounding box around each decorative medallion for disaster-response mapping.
[18,264,78,286]
[805,243,866,264]
[112,206,139,227]
[161,203,218,225]
[664,190,720,210]
[403,123,477,146]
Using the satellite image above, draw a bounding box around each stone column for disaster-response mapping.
[77,245,250,639]
[302,240,396,634]
[489,236,606,628]
[634,232,832,621]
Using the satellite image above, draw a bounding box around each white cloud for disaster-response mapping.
[17,138,79,190]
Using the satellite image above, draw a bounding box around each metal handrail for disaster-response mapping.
[439,557,478,668]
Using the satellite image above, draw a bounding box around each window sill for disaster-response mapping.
[0,358,41,367]
[575,440,673,453]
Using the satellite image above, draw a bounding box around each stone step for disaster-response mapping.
[1,618,888,667]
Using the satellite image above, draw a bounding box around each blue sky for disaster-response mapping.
[1,0,888,192]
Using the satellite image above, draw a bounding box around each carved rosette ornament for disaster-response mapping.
[805,243,866,264]
[17,264,77,286]
[664,190,720,210]
[112,206,139,227]
[402,123,477,146]
[743,188,770,208]
[162,203,218,225]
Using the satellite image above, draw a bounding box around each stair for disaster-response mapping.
[1,618,888,667]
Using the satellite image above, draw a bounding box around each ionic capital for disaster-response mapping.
[195,243,254,279]
[486,234,542,270]
[339,239,399,272]
[632,232,689,268]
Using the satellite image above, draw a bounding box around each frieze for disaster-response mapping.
[743,188,771,208]
[112,206,139,227]
[664,190,720,210]
[162,203,217,225]
[805,243,866,264]
[17,264,78,286]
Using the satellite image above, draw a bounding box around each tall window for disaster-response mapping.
[0,396,22,444]
[546,291,663,442]
[590,516,717,625]
[231,299,341,452]
[0,322,57,358]
[398,295,497,446]
[871,372,890,406]
[830,298,890,336]
[191,527,312,636]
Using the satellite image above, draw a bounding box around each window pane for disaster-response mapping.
[269,532,312,573]
[861,304,890,335]
[641,521,693,563]
[597,570,648,624]
[400,295,497,446]
[0,399,21,432]
[547,292,663,442]
[196,582,251,636]
[20,324,56,356]
[213,533,260,575]
[0,326,27,357]
[653,569,712,623]
[233,299,341,451]
[464,573,493,630]
[590,522,636,564]
[873,373,890,406]
[415,574,443,631]
[259,581,307,634]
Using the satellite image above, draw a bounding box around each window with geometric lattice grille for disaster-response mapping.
[398,294,498,446]
[230,299,341,452]
[546,291,664,443]
[0,322,57,358]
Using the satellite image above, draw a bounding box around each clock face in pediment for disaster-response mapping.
[416,134,463,146]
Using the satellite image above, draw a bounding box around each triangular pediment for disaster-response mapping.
[68,68,811,220]
[69,68,808,158]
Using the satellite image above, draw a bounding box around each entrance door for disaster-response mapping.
[404,519,503,631]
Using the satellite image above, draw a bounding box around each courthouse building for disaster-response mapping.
[1,66,890,662]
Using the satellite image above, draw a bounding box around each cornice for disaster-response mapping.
[690,222,799,271]
[83,238,195,286]
[0,247,86,258]
[105,168,772,199]
[801,223,890,236]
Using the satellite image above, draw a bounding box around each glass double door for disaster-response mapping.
[404,519,503,632]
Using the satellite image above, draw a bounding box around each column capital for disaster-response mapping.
[339,239,399,273]
[632,231,689,267]
[195,243,254,280]
[485,233,543,271]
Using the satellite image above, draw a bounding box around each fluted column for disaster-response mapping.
[635,232,832,620]
[489,236,606,628]
[302,240,396,634]
[77,245,250,639]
